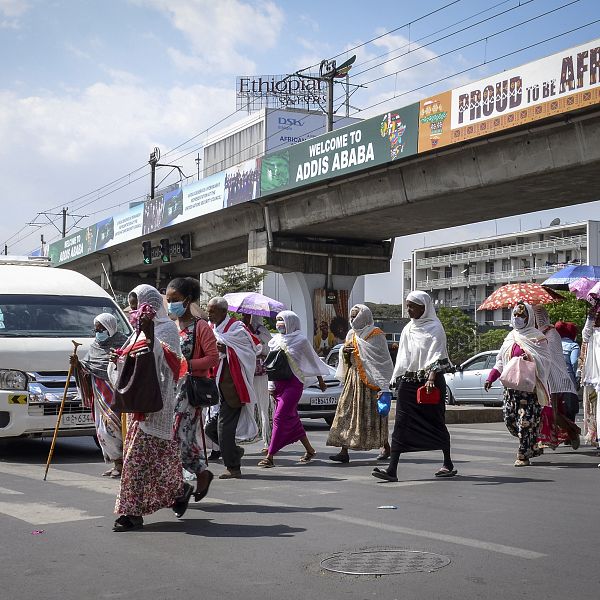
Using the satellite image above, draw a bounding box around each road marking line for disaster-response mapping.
[0,501,102,524]
[447,427,507,434]
[0,486,23,495]
[450,443,514,454]
[450,434,515,444]
[251,498,545,560]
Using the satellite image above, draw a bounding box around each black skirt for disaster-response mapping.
[391,373,450,453]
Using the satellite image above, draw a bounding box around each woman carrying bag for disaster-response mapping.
[372,291,455,483]
[258,311,329,468]
[112,285,192,531]
[484,301,551,467]
[167,277,219,503]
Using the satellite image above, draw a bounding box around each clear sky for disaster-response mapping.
[1,0,599,301]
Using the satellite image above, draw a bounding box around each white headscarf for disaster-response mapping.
[269,310,330,384]
[131,284,180,352]
[496,302,551,404]
[336,304,394,392]
[94,313,118,337]
[391,290,449,381]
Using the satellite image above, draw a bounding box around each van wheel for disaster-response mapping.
[446,389,456,406]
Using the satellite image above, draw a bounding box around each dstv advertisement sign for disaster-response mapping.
[265,110,361,152]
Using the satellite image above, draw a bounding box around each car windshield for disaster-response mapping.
[0,294,131,338]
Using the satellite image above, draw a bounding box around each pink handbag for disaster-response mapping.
[499,355,536,393]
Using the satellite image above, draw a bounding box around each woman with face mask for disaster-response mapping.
[74,313,128,477]
[484,301,551,466]
[166,277,219,502]
[326,304,394,464]
[257,311,329,468]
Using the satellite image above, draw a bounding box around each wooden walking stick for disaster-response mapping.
[43,340,83,481]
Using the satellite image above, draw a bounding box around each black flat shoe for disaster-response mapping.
[172,483,194,518]
[208,450,221,462]
[371,467,398,482]
[113,515,143,532]
[329,453,349,463]
[193,471,214,502]
[376,452,391,461]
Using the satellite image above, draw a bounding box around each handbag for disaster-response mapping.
[416,385,441,405]
[186,319,220,408]
[264,349,293,381]
[113,335,163,414]
[499,355,536,392]
[377,391,393,416]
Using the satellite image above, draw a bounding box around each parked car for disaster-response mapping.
[297,362,343,426]
[444,350,503,406]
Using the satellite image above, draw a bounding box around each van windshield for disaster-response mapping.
[0,295,131,338]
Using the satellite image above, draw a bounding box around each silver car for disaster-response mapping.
[297,361,343,425]
[444,351,503,406]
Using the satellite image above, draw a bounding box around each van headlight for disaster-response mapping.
[0,370,28,390]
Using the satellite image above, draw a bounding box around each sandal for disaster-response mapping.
[434,467,457,478]
[113,515,143,532]
[172,483,194,518]
[371,467,398,482]
[375,452,391,461]
[257,458,275,468]
[102,468,113,477]
[299,451,316,463]
[193,471,214,502]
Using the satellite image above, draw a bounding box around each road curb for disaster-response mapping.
[388,406,504,424]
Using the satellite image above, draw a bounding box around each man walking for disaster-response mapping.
[206,297,260,479]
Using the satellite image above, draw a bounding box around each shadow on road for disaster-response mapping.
[141,519,306,538]
[198,503,339,515]
[0,436,103,464]
[231,472,341,482]
[445,474,555,485]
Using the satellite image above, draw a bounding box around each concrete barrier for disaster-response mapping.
[388,405,504,424]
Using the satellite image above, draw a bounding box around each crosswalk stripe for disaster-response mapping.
[0,486,23,495]
[450,434,515,444]
[0,501,102,524]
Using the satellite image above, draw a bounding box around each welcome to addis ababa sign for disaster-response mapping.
[49,38,600,267]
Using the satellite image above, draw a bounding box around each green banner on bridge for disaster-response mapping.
[260,102,420,196]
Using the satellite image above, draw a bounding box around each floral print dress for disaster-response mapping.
[173,323,207,475]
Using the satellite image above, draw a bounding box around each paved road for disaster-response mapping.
[0,421,598,599]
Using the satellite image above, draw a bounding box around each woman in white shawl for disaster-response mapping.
[581,306,600,449]
[257,310,329,468]
[113,285,191,531]
[372,291,455,482]
[327,304,394,463]
[484,301,550,466]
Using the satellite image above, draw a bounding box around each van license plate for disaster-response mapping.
[61,413,94,427]
[310,397,337,406]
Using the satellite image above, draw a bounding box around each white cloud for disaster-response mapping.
[133,0,284,73]
[0,0,28,27]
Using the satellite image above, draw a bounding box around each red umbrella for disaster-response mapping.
[478,283,564,311]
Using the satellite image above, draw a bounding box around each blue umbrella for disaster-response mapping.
[542,265,600,289]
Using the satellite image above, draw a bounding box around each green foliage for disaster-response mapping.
[478,328,509,352]
[364,302,404,320]
[545,291,588,335]
[207,266,266,298]
[437,307,477,365]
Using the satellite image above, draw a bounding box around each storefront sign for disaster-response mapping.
[261,102,419,196]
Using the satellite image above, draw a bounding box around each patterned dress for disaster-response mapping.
[326,355,388,451]
[503,389,542,460]
[174,323,207,474]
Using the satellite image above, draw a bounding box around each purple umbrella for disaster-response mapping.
[223,292,285,317]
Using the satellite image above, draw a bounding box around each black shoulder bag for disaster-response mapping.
[185,319,220,408]
[264,349,294,381]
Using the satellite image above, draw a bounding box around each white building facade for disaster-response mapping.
[402,220,600,325]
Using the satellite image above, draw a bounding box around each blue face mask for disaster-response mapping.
[95,331,109,343]
[168,301,186,317]
[276,323,286,334]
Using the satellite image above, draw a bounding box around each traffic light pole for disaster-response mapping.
[149,147,160,199]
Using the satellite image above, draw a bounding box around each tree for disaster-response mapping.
[545,291,589,337]
[478,328,509,352]
[364,302,404,320]
[206,265,266,297]
[437,307,477,365]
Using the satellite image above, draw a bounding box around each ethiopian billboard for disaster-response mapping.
[418,37,600,153]
[261,102,419,196]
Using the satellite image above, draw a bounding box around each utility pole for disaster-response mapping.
[149,147,160,199]
[195,153,202,180]
[62,207,68,238]
[40,234,45,257]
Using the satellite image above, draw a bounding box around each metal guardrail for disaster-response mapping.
[415,234,586,268]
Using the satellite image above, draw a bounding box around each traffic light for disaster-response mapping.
[180,234,192,259]
[142,241,152,265]
[159,238,170,263]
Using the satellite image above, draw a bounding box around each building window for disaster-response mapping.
[501,259,510,271]
[485,310,494,322]
[502,308,511,321]
[445,266,452,278]
[485,262,495,274]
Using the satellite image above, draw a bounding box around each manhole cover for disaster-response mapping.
[320,549,451,575]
